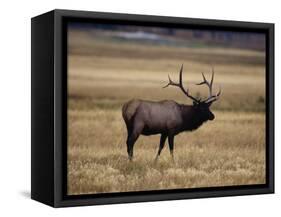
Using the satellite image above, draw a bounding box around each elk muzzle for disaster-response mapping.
[209,112,215,121]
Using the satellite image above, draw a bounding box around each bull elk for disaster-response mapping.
[122,64,221,161]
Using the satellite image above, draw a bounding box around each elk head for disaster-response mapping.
[163,64,221,121]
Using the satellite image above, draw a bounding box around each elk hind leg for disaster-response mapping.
[127,121,143,161]
[154,134,167,162]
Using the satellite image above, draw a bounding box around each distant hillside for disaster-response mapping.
[69,22,266,51]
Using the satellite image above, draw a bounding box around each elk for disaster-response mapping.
[122,64,221,161]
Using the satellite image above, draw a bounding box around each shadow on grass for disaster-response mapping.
[19,190,30,199]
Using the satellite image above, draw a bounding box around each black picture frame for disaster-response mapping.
[31,9,274,207]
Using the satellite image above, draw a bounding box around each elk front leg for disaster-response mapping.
[168,135,175,162]
[154,134,167,162]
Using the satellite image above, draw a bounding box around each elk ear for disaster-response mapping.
[193,101,199,106]
[206,101,213,107]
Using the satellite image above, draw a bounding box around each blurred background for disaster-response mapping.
[68,22,266,112]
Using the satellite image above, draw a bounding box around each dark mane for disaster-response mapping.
[180,104,208,132]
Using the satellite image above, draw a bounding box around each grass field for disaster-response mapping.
[67,28,266,195]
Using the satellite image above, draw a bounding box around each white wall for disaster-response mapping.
[0,0,279,216]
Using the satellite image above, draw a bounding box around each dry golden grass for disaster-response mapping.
[68,109,265,194]
[67,28,266,195]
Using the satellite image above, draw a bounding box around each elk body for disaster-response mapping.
[122,65,221,161]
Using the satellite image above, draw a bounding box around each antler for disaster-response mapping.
[163,64,199,103]
[196,67,221,104]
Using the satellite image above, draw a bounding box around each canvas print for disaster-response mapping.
[67,21,266,195]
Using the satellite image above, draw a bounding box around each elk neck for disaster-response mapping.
[179,104,208,131]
